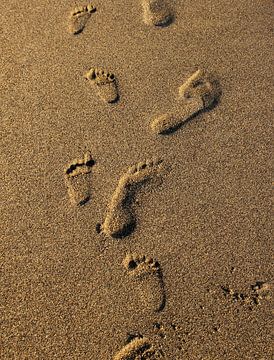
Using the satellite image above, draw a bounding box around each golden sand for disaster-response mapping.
[1,0,272,358]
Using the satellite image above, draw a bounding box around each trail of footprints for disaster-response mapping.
[64,1,225,359]
[68,1,173,35]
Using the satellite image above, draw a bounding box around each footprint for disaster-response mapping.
[68,3,96,35]
[84,68,119,104]
[113,336,157,360]
[141,0,173,27]
[100,159,165,238]
[150,98,203,135]
[150,69,221,135]
[123,254,166,312]
[220,281,272,308]
[64,151,95,206]
[178,69,221,106]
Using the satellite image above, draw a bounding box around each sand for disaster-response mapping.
[0,0,273,359]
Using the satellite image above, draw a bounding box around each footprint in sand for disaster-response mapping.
[68,3,96,35]
[99,159,165,238]
[123,254,166,312]
[113,336,158,360]
[64,151,95,206]
[84,68,119,104]
[150,69,222,135]
[141,0,173,27]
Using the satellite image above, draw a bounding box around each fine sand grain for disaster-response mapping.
[1,0,273,359]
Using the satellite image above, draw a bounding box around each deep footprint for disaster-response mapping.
[101,159,165,238]
[68,3,96,35]
[150,69,222,135]
[64,151,95,206]
[113,336,157,360]
[123,254,166,312]
[141,0,173,27]
[85,68,119,104]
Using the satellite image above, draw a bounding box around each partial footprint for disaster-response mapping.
[100,159,165,238]
[113,336,157,360]
[85,68,119,104]
[220,281,272,308]
[64,151,95,206]
[151,69,222,135]
[151,99,203,136]
[123,254,166,312]
[141,0,173,27]
[178,69,221,106]
[68,3,96,35]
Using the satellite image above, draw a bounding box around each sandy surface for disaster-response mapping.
[1,0,273,359]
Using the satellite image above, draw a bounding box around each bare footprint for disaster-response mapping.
[64,151,95,206]
[113,336,157,360]
[178,69,221,106]
[150,69,222,135]
[141,0,173,27]
[123,254,166,312]
[100,159,165,238]
[68,3,96,35]
[84,68,119,103]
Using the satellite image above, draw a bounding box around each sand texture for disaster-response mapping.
[0,0,273,359]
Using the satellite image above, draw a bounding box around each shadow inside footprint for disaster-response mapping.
[158,108,204,135]
[142,0,174,27]
[123,254,166,312]
[85,68,119,104]
[101,159,166,239]
[151,71,222,136]
[155,13,174,27]
[68,3,96,35]
[64,152,95,207]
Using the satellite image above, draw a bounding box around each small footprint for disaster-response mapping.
[100,159,165,238]
[150,69,221,135]
[113,336,157,360]
[220,281,272,308]
[123,254,166,312]
[64,151,95,206]
[141,0,173,27]
[84,68,119,104]
[68,3,96,35]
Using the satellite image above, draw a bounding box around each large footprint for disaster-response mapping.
[85,68,119,104]
[64,151,95,206]
[113,336,158,360]
[123,254,166,312]
[100,159,165,238]
[141,0,173,27]
[68,3,96,35]
[150,69,222,135]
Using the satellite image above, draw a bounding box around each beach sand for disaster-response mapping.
[0,0,273,358]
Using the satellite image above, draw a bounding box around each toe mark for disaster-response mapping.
[128,260,138,270]
[96,223,102,234]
